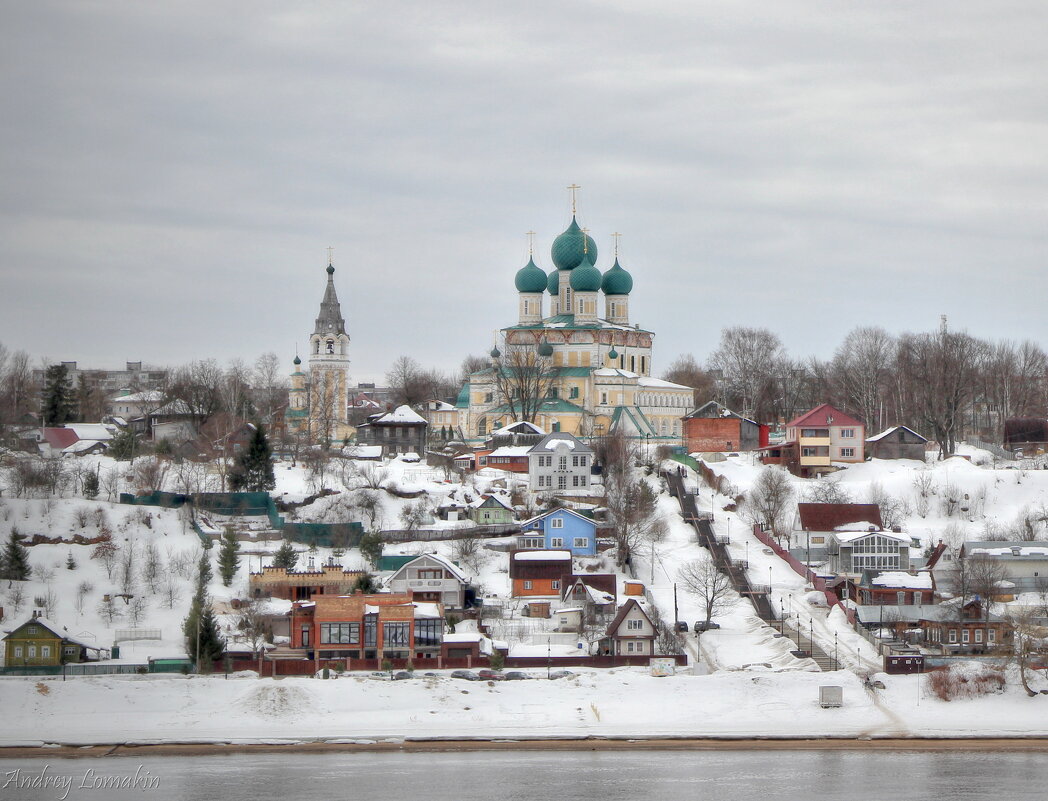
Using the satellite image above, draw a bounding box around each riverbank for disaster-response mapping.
[6,736,1048,759]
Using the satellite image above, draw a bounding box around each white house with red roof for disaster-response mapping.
[758,403,864,477]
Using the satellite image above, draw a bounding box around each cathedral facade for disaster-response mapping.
[461,210,693,443]
[286,261,354,444]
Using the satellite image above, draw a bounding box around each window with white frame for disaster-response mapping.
[948,629,957,643]
[627,619,643,630]
[962,629,970,643]
[558,456,568,470]
[558,476,567,489]
[551,580,560,590]
[974,629,983,643]
[573,537,588,548]
[41,646,51,659]
[988,629,996,644]
[550,537,564,547]
[550,517,563,528]
[523,580,532,590]
[841,447,855,458]
[841,428,855,438]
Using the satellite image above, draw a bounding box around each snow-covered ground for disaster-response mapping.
[2,664,1047,746]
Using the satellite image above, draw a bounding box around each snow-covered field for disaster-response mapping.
[2,664,1047,747]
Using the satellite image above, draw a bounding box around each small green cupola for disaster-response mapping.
[536,341,554,358]
[601,257,633,296]
[547,268,559,295]
[551,217,598,270]
[514,257,547,293]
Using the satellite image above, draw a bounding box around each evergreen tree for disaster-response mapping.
[196,552,213,590]
[358,531,384,569]
[0,531,31,581]
[107,430,138,461]
[351,573,377,594]
[182,588,225,671]
[42,364,75,426]
[229,424,275,492]
[82,469,99,499]
[66,551,77,570]
[218,527,240,587]
[272,540,298,570]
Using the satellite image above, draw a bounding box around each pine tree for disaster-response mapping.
[66,551,77,570]
[83,469,99,499]
[107,430,138,461]
[196,552,213,590]
[229,424,275,492]
[0,531,31,581]
[218,527,240,587]
[272,540,298,570]
[42,364,75,426]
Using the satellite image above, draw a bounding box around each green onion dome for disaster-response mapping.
[514,257,548,293]
[601,257,633,295]
[551,217,598,270]
[569,253,602,292]
[547,268,560,295]
[490,346,501,359]
[608,347,619,360]
[537,341,554,357]
[293,355,301,366]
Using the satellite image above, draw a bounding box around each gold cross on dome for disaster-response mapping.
[581,227,590,255]
[612,232,621,257]
[567,184,581,215]
[526,231,536,256]
[326,246,334,264]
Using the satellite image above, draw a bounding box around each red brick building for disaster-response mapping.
[289,592,444,662]
[682,401,768,453]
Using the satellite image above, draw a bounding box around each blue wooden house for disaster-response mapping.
[518,508,597,556]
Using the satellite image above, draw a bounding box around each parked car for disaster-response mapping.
[368,671,392,680]
[694,620,721,632]
[450,669,480,681]
[548,670,574,680]
[392,671,414,680]
[675,621,689,633]
[503,671,531,681]
[477,669,504,681]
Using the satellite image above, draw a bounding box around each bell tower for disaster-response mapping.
[307,258,351,443]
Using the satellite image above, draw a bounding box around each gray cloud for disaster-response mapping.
[2,1,1046,380]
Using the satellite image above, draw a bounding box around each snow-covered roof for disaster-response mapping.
[870,572,933,590]
[866,425,927,443]
[593,368,638,378]
[491,420,545,437]
[389,553,469,583]
[108,390,164,404]
[375,405,427,425]
[412,602,443,619]
[343,445,383,458]
[965,542,1048,559]
[528,431,593,454]
[521,507,595,529]
[833,527,910,543]
[636,376,692,390]
[442,632,484,643]
[487,445,532,458]
[67,423,113,441]
[513,550,573,561]
[427,401,456,412]
[63,439,106,454]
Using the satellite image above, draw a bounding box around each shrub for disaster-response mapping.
[926,664,1005,702]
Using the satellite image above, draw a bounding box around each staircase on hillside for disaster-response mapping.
[779,618,837,671]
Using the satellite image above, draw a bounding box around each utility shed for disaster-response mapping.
[866,425,928,461]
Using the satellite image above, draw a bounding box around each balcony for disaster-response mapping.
[797,436,831,447]
[799,455,832,467]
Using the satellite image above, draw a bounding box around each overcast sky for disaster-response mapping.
[2,2,1046,383]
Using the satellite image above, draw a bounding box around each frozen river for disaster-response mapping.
[1,748,1045,801]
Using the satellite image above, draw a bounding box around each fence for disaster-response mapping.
[123,490,362,549]
[380,524,520,543]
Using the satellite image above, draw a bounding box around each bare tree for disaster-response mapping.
[677,558,738,627]
[488,346,557,425]
[830,326,896,433]
[75,580,94,614]
[1006,607,1047,697]
[162,574,184,610]
[97,595,122,625]
[805,476,852,505]
[166,358,225,428]
[662,354,715,407]
[92,533,120,580]
[897,325,985,458]
[141,542,163,595]
[234,597,271,658]
[866,481,907,529]
[128,594,149,626]
[253,351,288,426]
[968,555,1009,622]
[707,327,784,421]
[354,489,383,531]
[741,467,795,542]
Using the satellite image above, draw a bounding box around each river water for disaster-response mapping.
[0,749,1043,800]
